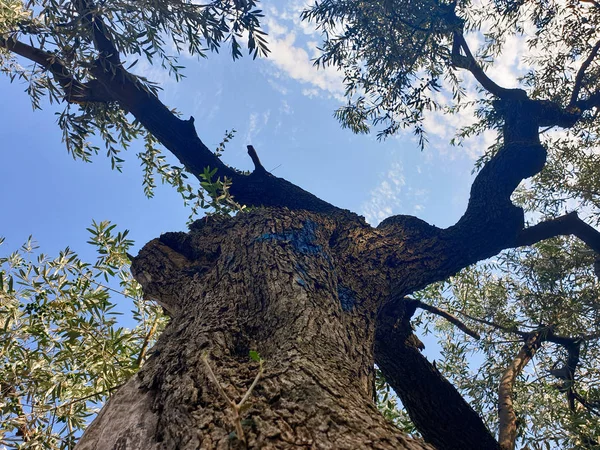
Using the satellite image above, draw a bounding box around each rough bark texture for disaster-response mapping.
[77,209,435,449]
[375,301,501,450]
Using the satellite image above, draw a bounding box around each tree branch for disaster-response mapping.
[374,300,500,450]
[412,299,480,339]
[457,311,529,338]
[64,0,339,214]
[451,31,581,128]
[247,145,266,173]
[498,332,544,450]
[456,312,593,414]
[451,31,521,100]
[516,211,600,253]
[570,39,600,107]
[0,35,112,103]
[74,0,121,66]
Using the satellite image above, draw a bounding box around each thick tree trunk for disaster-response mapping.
[76,209,434,449]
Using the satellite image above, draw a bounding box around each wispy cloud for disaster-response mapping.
[361,162,406,226]
[244,110,271,144]
[260,4,345,100]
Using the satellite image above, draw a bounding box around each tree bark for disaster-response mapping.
[375,300,501,450]
[76,209,434,449]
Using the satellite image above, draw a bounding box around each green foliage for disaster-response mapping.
[139,128,245,222]
[303,0,461,142]
[415,238,600,449]
[303,1,600,147]
[0,223,166,449]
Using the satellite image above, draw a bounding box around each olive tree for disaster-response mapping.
[2,0,600,448]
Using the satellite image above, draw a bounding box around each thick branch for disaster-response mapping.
[498,332,543,450]
[374,300,500,450]
[516,211,600,253]
[0,36,112,103]
[74,0,121,66]
[451,32,581,129]
[66,0,339,213]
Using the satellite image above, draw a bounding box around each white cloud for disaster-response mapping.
[259,4,345,100]
[244,110,271,144]
[361,162,406,226]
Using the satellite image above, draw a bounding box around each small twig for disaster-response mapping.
[136,314,160,367]
[202,353,264,446]
[79,271,139,301]
[201,354,233,404]
[46,384,122,412]
[239,361,264,407]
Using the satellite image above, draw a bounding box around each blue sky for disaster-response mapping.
[0,0,532,312]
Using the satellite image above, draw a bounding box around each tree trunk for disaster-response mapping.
[76,209,434,449]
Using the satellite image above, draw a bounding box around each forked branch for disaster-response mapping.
[451,31,521,99]
[202,353,264,447]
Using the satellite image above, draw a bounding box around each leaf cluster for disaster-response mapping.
[0,224,166,449]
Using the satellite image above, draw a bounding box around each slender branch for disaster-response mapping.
[47,384,122,412]
[239,359,264,407]
[498,332,544,450]
[458,311,600,346]
[201,354,233,405]
[413,299,480,339]
[570,39,600,107]
[516,211,600,254]
[573,391,600,417]
[136,314,160,367]
[457,311,528,338]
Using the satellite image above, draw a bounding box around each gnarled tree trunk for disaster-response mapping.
[76,209,434,449]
